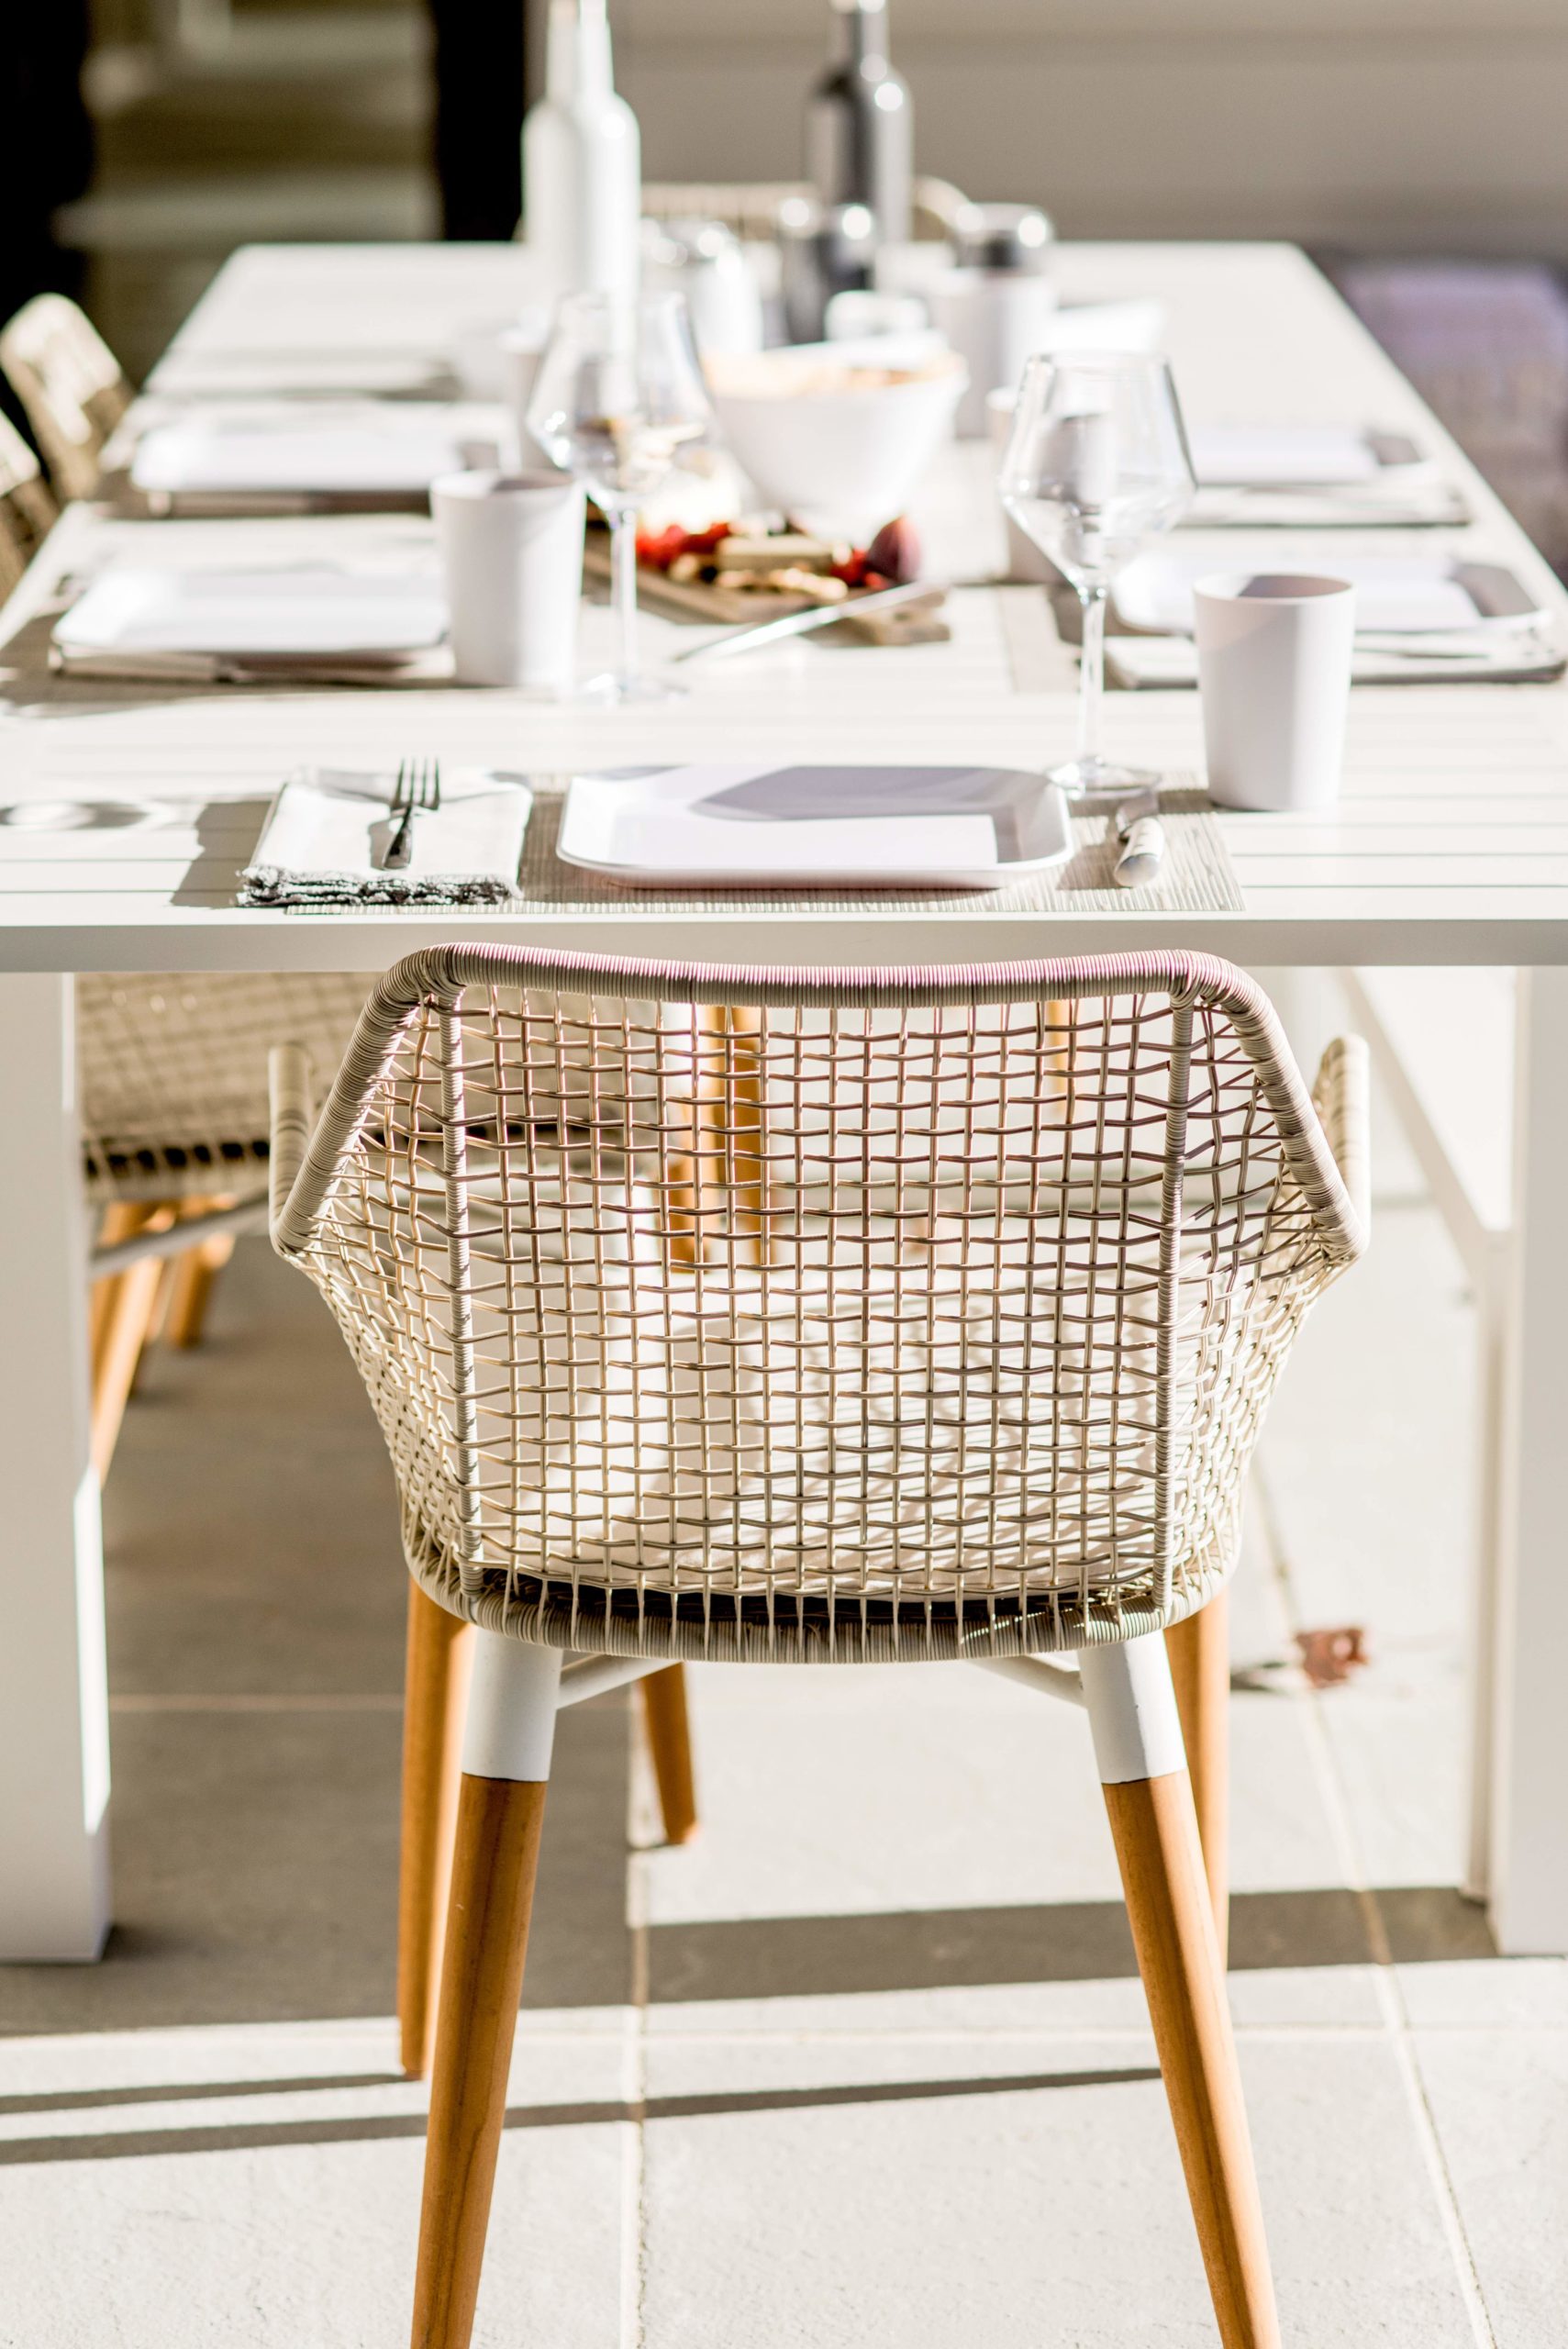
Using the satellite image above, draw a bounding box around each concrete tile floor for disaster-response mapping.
[1,1074,1563,2345]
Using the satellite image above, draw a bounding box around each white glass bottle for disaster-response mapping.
[522,0,641,305]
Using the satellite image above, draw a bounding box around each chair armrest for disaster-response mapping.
[268,1042,316,1249]
[1311,1032,1371,1241]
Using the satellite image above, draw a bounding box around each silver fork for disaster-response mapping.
[382,755,440,870]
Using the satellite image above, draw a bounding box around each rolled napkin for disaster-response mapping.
[239,765,531,907]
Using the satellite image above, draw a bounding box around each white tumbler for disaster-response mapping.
[432,469,585,691]
[1195,572,1356,812]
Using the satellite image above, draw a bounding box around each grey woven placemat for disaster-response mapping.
[513,773,1242,919]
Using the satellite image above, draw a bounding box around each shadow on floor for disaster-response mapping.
[0,2065,1169,2168]
[0,1697,635,2036]
[647,1883,1496,2005]
[1,1867,1496,2041]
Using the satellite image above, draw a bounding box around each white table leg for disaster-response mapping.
[1491,965,1568,1953]
[0,975,110,1959]
[1243,965,1346,1077]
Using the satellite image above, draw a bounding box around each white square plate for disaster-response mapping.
[1184,425,1429,488]
[54,568,448,662]
[1113,551,1547,637]
[556,763,1073,890]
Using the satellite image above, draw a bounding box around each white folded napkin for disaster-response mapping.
[239,766,531,907]
[1185,425,1385,487]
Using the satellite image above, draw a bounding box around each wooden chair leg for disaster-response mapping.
[639,1662,698,1844]
[719,1006,771,1263]
[411,1636,562,2349]
[90,1200,176,1482]
[1084,1634,1280,2349]
[162,1195,238,1348]
[667,1004,772,1271]
[88,1202,143,1359]
[397,1584,474,2078]
[1166,1590,1230,1960]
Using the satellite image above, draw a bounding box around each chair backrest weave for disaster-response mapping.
[0,295,133,502]
[272,946,1365,1663]
[79,972,371,1203]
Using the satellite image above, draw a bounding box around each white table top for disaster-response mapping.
[5,239,1568,973]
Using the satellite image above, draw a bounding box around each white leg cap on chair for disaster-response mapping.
[1080,1631,1187,1785]
[461,1634,563,1782]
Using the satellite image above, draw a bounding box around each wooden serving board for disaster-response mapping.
[582,538,824,626]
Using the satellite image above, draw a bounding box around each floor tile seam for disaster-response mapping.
[623,1754,651,2349]
[1251,1457,1500,2349]
[1399,2020,1568,2035]
[634,2022,1386,2046]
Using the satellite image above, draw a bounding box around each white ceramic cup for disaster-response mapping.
[930,269,1059,439]
[431,469,585,691]
[1195,572,1356,812]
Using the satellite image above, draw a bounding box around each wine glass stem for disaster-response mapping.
[1077,584,1107,773]
[609,507,639,692]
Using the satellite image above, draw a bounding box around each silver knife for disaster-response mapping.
[671,578,947,667]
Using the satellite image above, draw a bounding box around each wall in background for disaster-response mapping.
[615,0,1568,255]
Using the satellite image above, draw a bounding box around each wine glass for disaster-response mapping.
[527,290,712,704]
[999,351,1195,796]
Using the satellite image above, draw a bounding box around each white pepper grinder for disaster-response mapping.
[931,203,1057,438]
[522,0,641,305]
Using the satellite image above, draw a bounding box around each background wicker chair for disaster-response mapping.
[80,973,372,1476]
[269,942,1368,2349]
[79,968,699,1972]
[0,410,60,599]
[642,173,968,242]
[0,293,134,501]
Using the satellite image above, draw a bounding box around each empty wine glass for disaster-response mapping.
[527,290,712,704]
[999,351,1195,796]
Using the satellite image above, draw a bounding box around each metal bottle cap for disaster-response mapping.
[952,202,1054,274]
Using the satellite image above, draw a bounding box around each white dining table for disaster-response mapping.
[4,239,1567,1964]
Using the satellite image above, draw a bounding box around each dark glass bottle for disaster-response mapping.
[806,0,913,248]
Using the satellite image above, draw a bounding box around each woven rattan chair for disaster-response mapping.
[269,942,1368,2349]
[0,410,60,600]
[0,294,133,503]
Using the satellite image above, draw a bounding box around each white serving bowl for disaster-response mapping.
[706,342,966,535]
